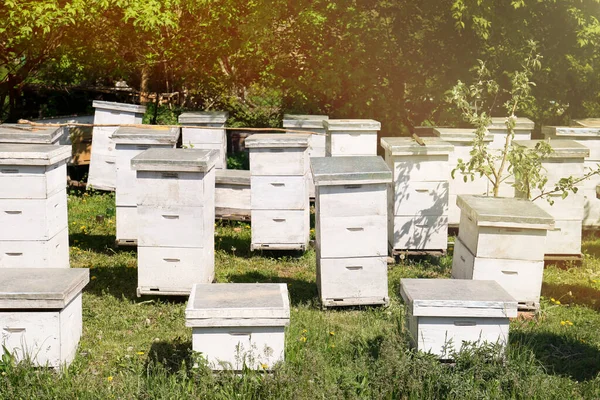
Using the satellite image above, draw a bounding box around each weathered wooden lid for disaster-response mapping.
[245,133,310,148]
[283,114,329,129]
[400,279,517,318]
[112,126,180,145]
[573,118,600,128]
[323,119,381,132]
[542,126,600,139]
[311,156,392,186]
[0,124,64,144]
[92,100,146,114]
[513,139,590,159]
[178,111,228,125]
[380,137,453,156]
[457,195,554,230]
[185,283,290,327]
[488,117,534,131]
[215,168,250,185]
[432,127,493,143]
[0,144,72,165]
[131,148,218,172]
[0,268,89,309]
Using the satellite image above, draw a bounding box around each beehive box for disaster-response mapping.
[179,111,228,169]
[400,278,517,358]
[185,283,290,370]
[132,148,218,295]
[87,101,146,191]
[311,156,391,307]
[0,123,67,145]
[215,169,251,220]
[0,268,89,367]
[324,119,380,157]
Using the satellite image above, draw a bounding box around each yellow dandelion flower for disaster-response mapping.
[300,336,307,343]
[261,363,268,370]
[560,321,566,326]
[551,298,556,302]
[302,329,307,334]
[593,280,598,283]
[91,276,97,280]
[567,320,573,326]
[555,300,561,305]
[330,344,335,348]
[107,376,113,382]
[329,331,335,336]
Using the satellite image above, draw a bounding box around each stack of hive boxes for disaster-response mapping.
[246,134,311,251]
[513,139,589,256]
[311,156,391,307]
[113,126,180,245]
[87,101,146,191]
[0,144,71,269]
[452,195,554,309]
[380,137,452,253]
[324,119,380,157]
[132,148,218,296]
[0,123,67,145]
[179,111,228,169]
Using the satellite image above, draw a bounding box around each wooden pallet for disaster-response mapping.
[544,253,584,267]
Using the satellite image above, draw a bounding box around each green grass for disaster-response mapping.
[1,191,599,399]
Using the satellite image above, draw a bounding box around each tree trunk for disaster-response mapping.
[140,65,150,105]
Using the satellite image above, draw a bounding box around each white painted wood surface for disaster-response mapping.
[0,162,66,199]
[392,181,449,215]
[0,228,68,269]
[250,176,307,210]
[328,133,378,156]
[389,215,449,250]
[137,205,207,248]
[318,256,388,301]
[316,183,387,217]
[116,206,138,243]
[318,215,387,258]
[135,169,213,206]
[390,155,449,183]
[249,148,307,176]
[251,209,309,246]
[544,219,583,255]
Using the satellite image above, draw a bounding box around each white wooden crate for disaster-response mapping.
[324,119,380,157]
[0,228,69,269]
[251,208,309,249]
[250,175,307,210]
[389,215,449,250]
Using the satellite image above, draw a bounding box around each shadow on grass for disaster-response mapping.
[147,338,193,374]
[542,282,600,311]
[216,231,310,261]
[228,271,318,306]
[70,233,131,254]
[510,331,600,381]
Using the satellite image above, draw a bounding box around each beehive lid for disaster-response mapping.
[542,126,600,139]
[0,268,89,309]
[574,118,600,128]
[311,156,392,186]
[178,111,228,125]
[488,117,534,131]
[432,128,493,143]
[380,137,453,156]
[215,168,250,185]
[0,124,63,144]
[92,100,146,114]
[245,133,310,148]
[283,114,329,129]
[185,283,290,327]
[513,139,590,159]
[457,195,554,230]
[0,144,72,165]
[112,126,180,145]
[323,119,381,132]
[131,148,218,172]
[400,279,517,318]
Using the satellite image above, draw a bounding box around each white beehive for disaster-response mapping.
[185,283,290,370]
[113,126,180,245]
[179,111,228,169]
[513,139,589,255]
[283,114,329,198]
[311,156,392,307]
[432,128,493,226]
[400,279,517,358]
[381,137,453,251]
[323,119,380,157]
[87,101,146,191]
[132,148,218,296]
[215,169,251,220]
[542,125,600,228]
[0,144,71,268]
[0,123,67,145]
[0,268,89,367]
[246,134,311,251]
[452,195,554,306]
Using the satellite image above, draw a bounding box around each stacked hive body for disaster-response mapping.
[324,119,380,157]
[215,169,251,220]
[185,283,290,370]
[132,148,218,296]
[113,126,180,245]
[246,134,311,251]
[0,269,89,367]
[0,124,68,145]
[87,101,146,191]
[0,144,71,268]
[179,111,228,169]
[513,140,589,256]
[432,128,493,226]
[283,114,329,197]
[452,195,554,309]
[30,116,95,166]
[311,156,392,307]
[381,137,452,253]
[543,125,600,227]
[487,117,534,196]
[400,279,517,358]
